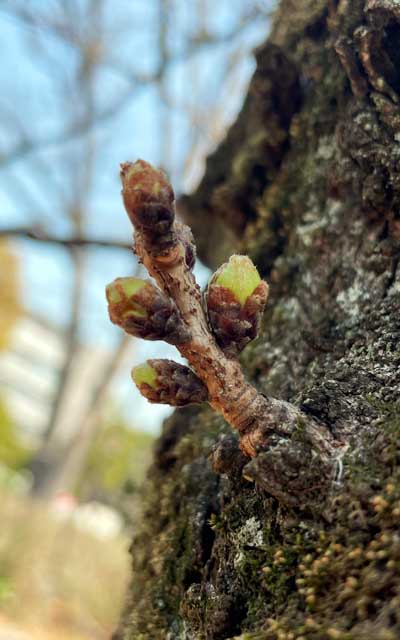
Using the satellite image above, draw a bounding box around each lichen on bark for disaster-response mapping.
[113,0,400,638]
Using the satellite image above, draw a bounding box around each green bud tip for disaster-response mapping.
[106,277,149,318]
[131,362,159,389]
[215,255,261,305]
[106,277,147,301]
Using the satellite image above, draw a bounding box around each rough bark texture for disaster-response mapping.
[114,1,400,638]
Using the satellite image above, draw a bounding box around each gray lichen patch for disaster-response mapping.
[233,517,265,569]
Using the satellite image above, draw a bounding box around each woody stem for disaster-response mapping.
[133,219,336,460]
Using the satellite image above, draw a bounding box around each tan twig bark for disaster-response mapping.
[118,160,343,502]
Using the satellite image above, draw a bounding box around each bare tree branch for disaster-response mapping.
[43,333,132,497]
[0,226,133,251]
[0,3,266,169]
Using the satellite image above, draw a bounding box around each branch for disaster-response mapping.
[0,226,132,251]
[106,160,346,506]
[0,5,265,169]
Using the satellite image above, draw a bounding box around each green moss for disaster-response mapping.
[116,397,400,639]
[250,407,400,639]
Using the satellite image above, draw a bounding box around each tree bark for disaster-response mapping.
[114,1,400,638]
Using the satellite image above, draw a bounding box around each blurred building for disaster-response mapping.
[0,315,109,446]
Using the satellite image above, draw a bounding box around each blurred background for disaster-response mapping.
[0,1,272,638]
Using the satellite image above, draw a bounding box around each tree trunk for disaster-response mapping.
[114,1,400,638]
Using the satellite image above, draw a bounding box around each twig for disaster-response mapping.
[106,160,344,505]
[0,226,132,251]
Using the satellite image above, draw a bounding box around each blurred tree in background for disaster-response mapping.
[0,0,269,499]
[0,241,28,475]
[78,412,153,513]
[0,240,21,351]
[0,399,29,471]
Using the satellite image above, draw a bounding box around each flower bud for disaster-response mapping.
[132,359,208,406]
[106,277,190,344]
[176,222,196,270]
[120,160,175,254]
[206,255,269,357]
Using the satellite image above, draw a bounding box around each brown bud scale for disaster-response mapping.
[107,278,190,344]
[206,281,269,357]
[136,359,208,406]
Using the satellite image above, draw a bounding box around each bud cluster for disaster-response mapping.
[132,360,208,406]
[106,158,336,503]
[206,255,269,357]
[110,165,269,416]
[106,276,190,344]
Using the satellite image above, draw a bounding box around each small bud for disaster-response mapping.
[206,255,269,357]
[176,222,196,270]
[120,160,175,254]
[106,276,190,344]
[132,359,208,406]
